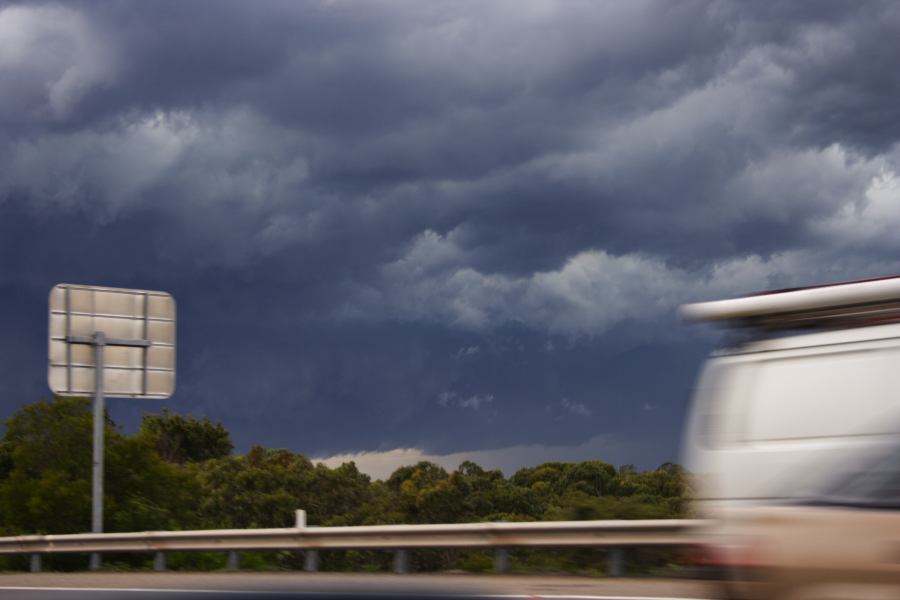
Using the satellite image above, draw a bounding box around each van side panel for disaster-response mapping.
[682,334,900,509]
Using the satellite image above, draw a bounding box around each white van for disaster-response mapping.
[680,277,900,514]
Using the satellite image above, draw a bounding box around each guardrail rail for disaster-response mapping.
[0,517,709,575]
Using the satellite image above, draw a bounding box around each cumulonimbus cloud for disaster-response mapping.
[2,0,900,462]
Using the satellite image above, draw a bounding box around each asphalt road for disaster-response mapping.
[0,573,717,600]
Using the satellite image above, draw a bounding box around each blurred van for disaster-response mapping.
[680,277,900,598]
[681,276,900,511]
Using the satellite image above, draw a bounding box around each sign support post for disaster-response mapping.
[91,332,104,571]
[67,331,151,570]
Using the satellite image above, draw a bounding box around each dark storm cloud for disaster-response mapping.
[2,0,900,467]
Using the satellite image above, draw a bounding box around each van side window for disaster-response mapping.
[744,350,900,442]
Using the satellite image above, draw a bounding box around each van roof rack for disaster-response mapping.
[680,275,900,331]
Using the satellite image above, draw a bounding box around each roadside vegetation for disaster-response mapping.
[0,397,686,573]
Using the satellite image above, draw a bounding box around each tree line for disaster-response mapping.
[0,397,686,572]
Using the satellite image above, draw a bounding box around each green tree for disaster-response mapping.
[194,447,377,529]
[0,397,197,535]
[140,409,233,464]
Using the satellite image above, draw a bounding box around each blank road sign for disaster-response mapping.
[48,284,176,399]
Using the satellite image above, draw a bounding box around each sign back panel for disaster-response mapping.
[48,284,176,398]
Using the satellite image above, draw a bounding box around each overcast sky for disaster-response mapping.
[2,0,900,477]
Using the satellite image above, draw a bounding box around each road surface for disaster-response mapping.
[0,572,717,599]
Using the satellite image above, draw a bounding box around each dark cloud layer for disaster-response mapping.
[2,0,900,470]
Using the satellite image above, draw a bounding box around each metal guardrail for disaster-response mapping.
[0,518,709,575]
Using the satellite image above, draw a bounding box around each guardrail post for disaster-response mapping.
[606,546,625,577]
[29,554,41,573]
[153,551,167,572]
[303,550,319,572]
[392,549,409,574]
[494,547,510,574]
[226,550,240,571]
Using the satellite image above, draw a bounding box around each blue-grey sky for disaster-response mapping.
[2,0,900,476]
